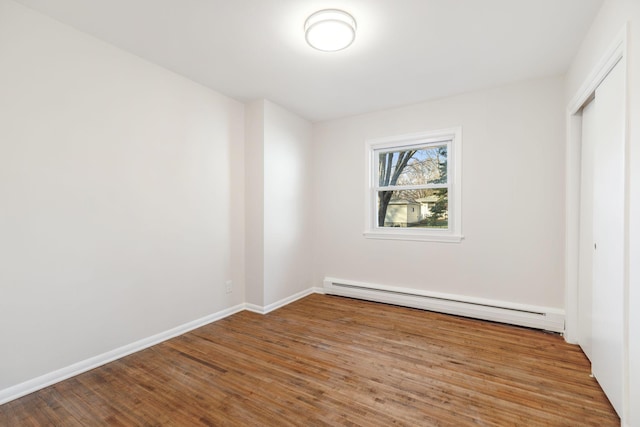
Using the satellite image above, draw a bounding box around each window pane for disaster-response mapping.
[378,145,447,187]
[377,189,448,228]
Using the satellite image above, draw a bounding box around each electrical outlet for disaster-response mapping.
[225,280,232,294]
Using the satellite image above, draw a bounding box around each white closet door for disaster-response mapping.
[578,98,596,362]
[591,60,625,417]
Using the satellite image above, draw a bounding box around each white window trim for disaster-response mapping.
[364,127,463,243]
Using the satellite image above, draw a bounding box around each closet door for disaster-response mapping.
[588,60,625,417]
[578,98,595,362]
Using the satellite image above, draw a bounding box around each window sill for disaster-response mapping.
[363,231,464,243]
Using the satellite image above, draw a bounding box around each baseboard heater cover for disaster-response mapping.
[323,277,565,333]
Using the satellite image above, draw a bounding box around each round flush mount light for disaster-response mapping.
[304,9,356,52]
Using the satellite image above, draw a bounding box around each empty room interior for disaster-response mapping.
[1,0,639,425]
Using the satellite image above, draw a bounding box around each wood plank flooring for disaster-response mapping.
[1,294,619,426]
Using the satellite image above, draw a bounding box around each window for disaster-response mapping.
[364,127,462,242]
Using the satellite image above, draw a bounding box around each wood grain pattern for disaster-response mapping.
[1,294,619,426]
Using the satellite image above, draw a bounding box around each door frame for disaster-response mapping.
[565,24,627,344]
[564,23,629,419]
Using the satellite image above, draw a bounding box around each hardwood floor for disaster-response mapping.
[1,294,619,426]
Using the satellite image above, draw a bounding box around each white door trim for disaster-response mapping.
[565,23,629,423]
[564,24,627,344]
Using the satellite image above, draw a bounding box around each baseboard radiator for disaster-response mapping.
[323,277,565,333]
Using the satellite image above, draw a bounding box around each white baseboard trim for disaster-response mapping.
[0,303,246,406]
[245,287,324,314]
[0,282,565,407]
[1,286,327,406]
[323,277,565,333]
[9,282,546,407]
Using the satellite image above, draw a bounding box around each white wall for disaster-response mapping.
[312,76,566,309]
[245,100,313,307]
[244,100,265,306]
[263,101,313,305]
[565,1,640,425]
[0,0,245,392]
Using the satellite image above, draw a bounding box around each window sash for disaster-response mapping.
[373,141,451,192]
[374,138,451,154]
[375,183,448,191]
[373,141,451,231]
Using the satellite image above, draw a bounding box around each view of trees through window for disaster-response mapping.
[377,144,448,228]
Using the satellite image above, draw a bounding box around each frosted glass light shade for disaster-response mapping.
[305,9,356,52]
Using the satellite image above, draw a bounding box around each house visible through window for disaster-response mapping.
[365,128,462,242]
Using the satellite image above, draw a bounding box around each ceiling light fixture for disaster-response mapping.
[304,9,356,52]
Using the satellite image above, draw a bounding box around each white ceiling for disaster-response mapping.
[15,0,602,122]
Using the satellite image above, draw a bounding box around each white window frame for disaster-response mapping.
[364,127,463,243]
